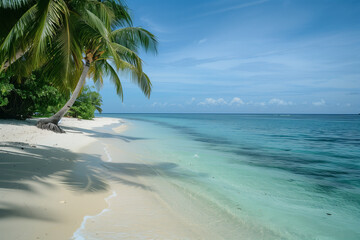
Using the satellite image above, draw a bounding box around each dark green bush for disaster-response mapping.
[0,72,67,119]
[0,72,102,120]
[67,86,102,120]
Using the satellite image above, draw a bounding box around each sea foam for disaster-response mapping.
[71,190,117,240]
[103,144,112,162]
[72,145,116,239]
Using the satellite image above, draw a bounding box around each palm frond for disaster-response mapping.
[3,50,36,80]
[107,58,151,98]
[132,71,151,98]
[0,4,37,69]
[85,0,114,29]
[103,61,123,100]
[111,27,158,53]
[84,9,110,41]
[57,8,82,87]
[89,60,104,88]
[42,40,82,93]
[111,42,143,74]
[32,0,69,65]
[103,0,132,28]
[0,0,33,9]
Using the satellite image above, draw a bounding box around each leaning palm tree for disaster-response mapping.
[1,0,157,133]
[36,3,157,133]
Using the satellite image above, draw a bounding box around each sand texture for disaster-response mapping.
[0,118,119,240]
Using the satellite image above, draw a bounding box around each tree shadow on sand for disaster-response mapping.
[0,142,108,192]
[0,118,38,127]
[0,141,202,220]
[61,124,147,142]
[0,202,57,222]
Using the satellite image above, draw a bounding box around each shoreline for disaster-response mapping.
[1,114,358,239]
[1,117,224,239]
[0,117,122,240]
[1,116,247,239]
[68,117,269,240]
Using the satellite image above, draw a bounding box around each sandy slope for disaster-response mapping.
[0,117,120,240]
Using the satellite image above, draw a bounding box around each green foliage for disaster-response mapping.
[0,78,14,106]
[67,86,102,120]
[1,0,156,124]
[0,71,67,119]
[0,71,102,120]
[1,0,157,100]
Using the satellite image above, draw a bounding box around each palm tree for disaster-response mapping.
[0,0,132,74]
[1,0,157,133]
[35,2,157,133]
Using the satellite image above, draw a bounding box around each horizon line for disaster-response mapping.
[97,112,359,115]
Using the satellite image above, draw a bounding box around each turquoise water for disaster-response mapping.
[97,114,360,239]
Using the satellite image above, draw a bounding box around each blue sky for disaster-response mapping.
[97,0,360,113]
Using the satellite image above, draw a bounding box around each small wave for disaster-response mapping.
[71,191,117,240]
[103,145,112,162]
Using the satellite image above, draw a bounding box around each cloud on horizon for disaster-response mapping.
[312,99,326,106]
[198,98,227,106]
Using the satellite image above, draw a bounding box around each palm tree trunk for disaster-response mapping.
[36,62,90,133]
[1,49,29,72]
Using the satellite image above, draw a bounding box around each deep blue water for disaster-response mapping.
[99,113,360,239]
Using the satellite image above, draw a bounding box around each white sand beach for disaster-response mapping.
[0,117,232,240]
[0,118,120,239]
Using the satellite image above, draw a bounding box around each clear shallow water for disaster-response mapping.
[88,114,360,239]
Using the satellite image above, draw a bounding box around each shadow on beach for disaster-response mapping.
[0,142,108,193]
[61,124,148,142]
[0,141,199,220]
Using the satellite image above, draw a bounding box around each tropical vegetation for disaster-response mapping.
[0,70,66,119]
[0,0,157,132]
[67,86,102,120]
[0,70,101,120]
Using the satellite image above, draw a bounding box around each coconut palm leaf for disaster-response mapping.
[32,0,68,65]
[0,4,37,69]
[103,61,124,100]
[0,0,33,9]
[111,27,158,53]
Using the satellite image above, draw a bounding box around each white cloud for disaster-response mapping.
[198,98,227,106]
[247,101,266,106]
[230,97,245,105]
[198,38,207,44]
[312,99,326,106]
[152,102,168,107]
[186,97,196,105]
[268,98,293,106]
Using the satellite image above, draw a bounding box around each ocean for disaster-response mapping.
[75,114,360,239]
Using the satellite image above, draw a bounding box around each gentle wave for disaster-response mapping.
[103,144,112,162]
[71,190,117,240]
